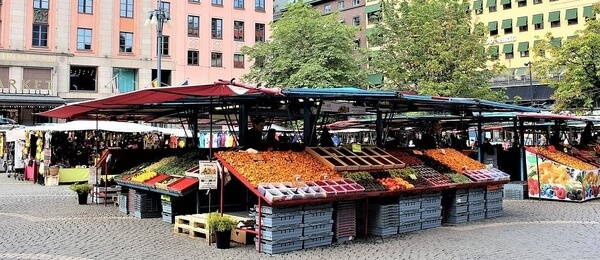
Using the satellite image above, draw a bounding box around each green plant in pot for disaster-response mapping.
[207,212,238,249]
[70,183,92,205]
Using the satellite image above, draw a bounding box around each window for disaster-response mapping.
[354,38,360,50]
[211,18,222,39]
[76,28,92,50]
[188,15,200,37]
[352,16,360,26]
[255,0,265,11]
[211,52,223,67]
[324,4,331,13]
[549,11,561,28]
[502,19,512,34]
[34,0,49,9]
[489,45,499,60]
[187,51,199,65]
[212,0,223,5]
[520,50,529,57]
[162,36,169,56]
[69,66,97,91]
[338,0,345,9]
[502,1,511,10]
[32,25,48,47]
[353,0,360,6]
[473,0,483,15]
[488,21,498,36]
[78,0,93,14]
[533,14,544,30]
[234,54,244,68]
[368,11,380,24]
[503,44,514,59]
[566,8,578,25]
[534,0,542,4]
[518,42,529,57]
[160,1,170,15]
[120,0,134,18]
[517,0,526,7]
[255,23,265,42]
[487,0,497,12]
[234,21,244,42]
[190,0,200,2]
[234,0,244,8]
[119,32,133,53]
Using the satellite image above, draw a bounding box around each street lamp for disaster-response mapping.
[524,61,534,107]
[145,1,170,88]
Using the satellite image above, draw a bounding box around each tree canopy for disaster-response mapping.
[532,4,600,113]
[369,0,505,101]
[241,2,368,88]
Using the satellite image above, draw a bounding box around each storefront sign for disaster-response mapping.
[198,160,219,190]
[0,52,56,63]
[0,79,52,93]
[486,35,516,45]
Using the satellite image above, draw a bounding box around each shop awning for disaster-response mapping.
[501,19,512,29]
[565,8,578,20]
[502,43,513,53]
[0,94,66,107]
[583,6,595,18]
[567,35,577,40]
[548,11,560,22]
[488,21,498,31]
[473,0,483,9]
[517,41,529,52]
[367,73,384,85]
[486,0,496,7]
[532,14,544,24]
[515,0,526,2]
[489,45,499,56]
[500,0,510,5]
[551,37,562,47]
[517,16,528,27]
[364,3,381,14]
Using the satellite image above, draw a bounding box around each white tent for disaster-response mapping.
[25,121,158,133]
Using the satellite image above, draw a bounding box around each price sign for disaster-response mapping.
[198,161,219,190]
[409,174,417,180]
[352,143,362,153]
[295,175,302,182]
[323,174,329,180]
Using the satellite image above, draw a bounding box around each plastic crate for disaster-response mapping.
[445,213,468,224]
[420,196,442,209]
[260,226,303,241]
[256,205,303,215]
[485,199,503,210]
[486,208,504,218]
[469,187,485,193]
[420,218,442,230]
[468,210,485,222]
[420,208,441,220]
[421,191,442,198]
[399,210,421,224]
[398,198,421,213]
[161,201,172,214]
[303,211,333,224]
[503,189,528,200]
[454,189,468,195]
[259,212,304,227]
[133,193,161,212]
[162,212,174,223]
[255,239,303,254]
[398,222,420,233]
[118,194,128,214]
[304,203,333,211]
[468,201,485,212]
[451,193,469,204]
[447,203,469,215]
[468,191,485,203]
[303,236,333,249]
[368,226,399,236]
[399,194,421,201]
[303,222,333,237]
[486,189,504,200]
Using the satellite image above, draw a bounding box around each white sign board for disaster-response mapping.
[486,35,516,45]
[198,160,219,190]
[321,101,366,114]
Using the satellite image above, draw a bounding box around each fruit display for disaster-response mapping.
[355,179,388,192]
[154,152,203,175]
[378,177,415,190]
[569,149,600,167]
[424,149,486,172]
[144,156,176,173]
[343,171,374,182]
[529,146,596,170]
[386,150,424,166]
[130,171,158,182]
[411,165,453,186]
[217,151,342,186]
[445,173,473,184]
[386,168,429,188]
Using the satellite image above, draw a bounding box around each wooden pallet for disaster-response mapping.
[173,214,214,243]
[306,147,405,171]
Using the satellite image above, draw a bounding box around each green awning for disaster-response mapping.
[514,67,527,76]
[515,0,526,2]
[365,3,381,14]
[500,0,510,4]
[502,43,514,53]
[489,45,499,55]
[532,14,544,24]
[488,21,498,31]
[473,0,483,9]
[368,73,384,85]
[486,0,496,8]
[517,42,529,52]
[551,37,562,47]
[501,19,512,29]
[565,8,578,20]
[548,11,560,22]
[534,39,542,46]
[567,35,577,40]
[517,16,528,27]
[583,6,595,18]
[365,28,374,36]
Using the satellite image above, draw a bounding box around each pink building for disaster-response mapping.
[0,0,271,125]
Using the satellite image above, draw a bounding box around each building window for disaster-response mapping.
[502,19,512,34]
[70,66,97,91]
[188,15,200,37]
[368,11,381,24]
[211,52,223,67]
[324,4,331,13]
[119,32,133,53]
[120,0,134,18]
[533,14,544,30]
[162,36,169,56]
[488,21,498,36]
[518,42,529,57]
[212,0,223,5]
[502,2,511,10]
[534,0,542,4]
[503,44,514,59]
[78,0,93,14]
[187,51,199,65]
[160,1,170,14]
[517,0,526,7]
[549,11,561,28]
[34,0,49,9]
[338,0,345,10]
[32,25,48,47]
[551,21,560,28]
[234,21,245,42]
[520,50,529,57]
[76,28,92,50]
[234,0,244,9]
[255,23,265,42]
[190,0,200,2]
[234,54,245,68]
[352,16,360,26]
[354,38,360,50]
[353,0,360,6]
[519,24,528,32]
[566,8,578,25]
[211,18,223,39]
[255,0,265,11]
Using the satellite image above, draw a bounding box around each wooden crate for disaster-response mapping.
[173,214,213,243]
[306,146,406,171]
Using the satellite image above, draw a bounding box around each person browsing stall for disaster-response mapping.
[419,121,442,149]
[243,116,266,150]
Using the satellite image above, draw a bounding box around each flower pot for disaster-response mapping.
[77,192,88,205]
[215,230,232,249]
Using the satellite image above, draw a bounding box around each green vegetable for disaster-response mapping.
[344,171,374,181]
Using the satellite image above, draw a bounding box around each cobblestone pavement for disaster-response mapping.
[1,173,599,260]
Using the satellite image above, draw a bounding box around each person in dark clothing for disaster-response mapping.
[580,122,595,147]
[243,116,266,150]
[320,128,334,147]
[419,121,441,149]
[264,128,279,151]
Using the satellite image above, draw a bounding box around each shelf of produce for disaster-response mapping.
[168,177,199,196]
[115,177,197,197]
[525,146,598,170]
[144,174,171,187]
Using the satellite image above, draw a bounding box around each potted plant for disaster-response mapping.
[70,183,92,205]
[207,212,238,249]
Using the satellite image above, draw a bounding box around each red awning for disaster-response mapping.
[39,81,282,119]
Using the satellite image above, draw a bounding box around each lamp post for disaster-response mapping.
[524,61,534,107]
[145,1,170,88]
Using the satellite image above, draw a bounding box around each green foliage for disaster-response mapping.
[207,212,238,232]
[532,3,600,113]
[70,183,92,194]
[369,0,505,101]
[241,2,368,88]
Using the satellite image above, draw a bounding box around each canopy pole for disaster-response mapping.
[192,108,199,148]
[209,98,213,162]
[519,118,525,181]
[376,105,383,147]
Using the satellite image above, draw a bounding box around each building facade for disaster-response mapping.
[0,0,271,125]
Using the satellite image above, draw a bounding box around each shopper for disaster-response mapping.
[264,128,279,151]
[243,116,266,150]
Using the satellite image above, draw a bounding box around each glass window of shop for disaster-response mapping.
[69,66,97,91]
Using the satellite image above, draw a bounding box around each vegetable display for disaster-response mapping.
[425,149,486,172]
[386,150,424,165]
[445,173,473,184]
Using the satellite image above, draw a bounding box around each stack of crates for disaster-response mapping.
[161,195,174,223]
[485,188,504,218]
[333,201,356,243]
[118,193,128,214]
[420,192,443,229]
[368,203,400,236]
[132,192,161,219]
[446,189,469,224]
[302,203,334,249]
[398,195,421,233]
[467,188,486,222]
[255,205,303,254]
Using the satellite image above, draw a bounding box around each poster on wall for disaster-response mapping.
[198,161,219,190]
[525,149,600,202]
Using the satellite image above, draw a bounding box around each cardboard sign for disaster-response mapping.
[409,174,417,180]
[198,161,219,190]
[352,143,362,153]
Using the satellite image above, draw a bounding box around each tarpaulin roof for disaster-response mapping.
[283,87,399,99]
[400,94,540,113]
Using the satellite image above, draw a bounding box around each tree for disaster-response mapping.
[532,4,600,113]
[369,0,505,101]
[241,2,368,88]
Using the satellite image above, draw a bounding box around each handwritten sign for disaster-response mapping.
[198,161,219,190]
